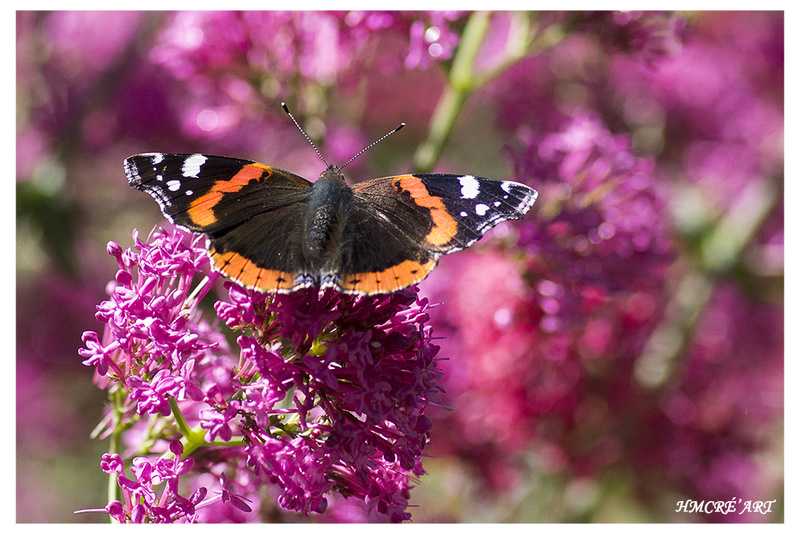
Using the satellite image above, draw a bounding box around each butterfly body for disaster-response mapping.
[125,153,537,295]
[304,167,352,267]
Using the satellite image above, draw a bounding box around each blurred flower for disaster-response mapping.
[16,11,147,174]
[511,111,672,338]
[578,11,685,62]
[146,11,465,150]
[402,11,462,69]
[420,11,782,523]
[424,111,673,492]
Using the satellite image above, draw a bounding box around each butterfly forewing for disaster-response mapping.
[352,173,537,254]
[411,174,537,250]
[125,153,313,233]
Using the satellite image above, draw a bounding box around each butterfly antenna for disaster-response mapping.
[281,102,329,168]
[340,122,405,170]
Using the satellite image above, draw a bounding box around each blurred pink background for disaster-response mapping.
[17,11,782,522]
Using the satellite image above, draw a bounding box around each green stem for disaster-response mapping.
[106,389,122,504]
[168,397,249,456]
[412,12,547,173]
[169,397,206,456]
[635,178,780,389]
[413,11,491,173]
[700,179,779,273]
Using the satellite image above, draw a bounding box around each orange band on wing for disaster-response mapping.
[187,192,224,226]
[215,164,266,192]
[339,258,437,294]
[210,248,299,292]
[188,163,272,228]
[394,175,458,247]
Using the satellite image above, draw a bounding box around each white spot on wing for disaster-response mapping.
[475,203,490,216]
[152,153,164,165]
[459,175,480,199]
[182,154,207,178]
[167,179,181,192]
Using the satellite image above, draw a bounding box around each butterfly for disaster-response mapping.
[125,105,537,295]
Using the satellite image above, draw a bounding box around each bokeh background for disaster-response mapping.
[16,11,783,522]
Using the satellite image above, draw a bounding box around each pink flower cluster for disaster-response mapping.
[79,228,442,522]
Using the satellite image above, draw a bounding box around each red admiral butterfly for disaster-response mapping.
[125,104,537,295]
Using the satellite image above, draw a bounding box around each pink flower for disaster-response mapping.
[80,226,443,522]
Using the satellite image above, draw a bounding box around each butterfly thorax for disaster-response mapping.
[304,166,353,268]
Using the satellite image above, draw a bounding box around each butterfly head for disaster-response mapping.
[319,164,347,185]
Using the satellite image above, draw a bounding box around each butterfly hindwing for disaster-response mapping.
[207,205,315,292]
[332,197,439,294]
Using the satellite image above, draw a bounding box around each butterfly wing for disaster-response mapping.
[125,153,316,291]
[332,173,537,294]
